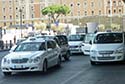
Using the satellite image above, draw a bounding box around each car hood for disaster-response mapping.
[68,41,83,46]
[4,51,44,59]
[91,43,123,51]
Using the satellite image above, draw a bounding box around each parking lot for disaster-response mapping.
[0,51,125,84]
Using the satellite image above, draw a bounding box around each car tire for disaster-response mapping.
[3,72,11,76]
[43,60,47,73]
[90,61,96,65]
[64,51,70,61]
[57,56,61,67]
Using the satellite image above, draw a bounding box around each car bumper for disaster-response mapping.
[1,63,42,72]
[69,48,82,53]
[90,54,124,62]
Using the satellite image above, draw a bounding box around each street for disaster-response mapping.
[0,51,125,84]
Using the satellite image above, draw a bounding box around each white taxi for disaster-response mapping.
[1,38,61,76]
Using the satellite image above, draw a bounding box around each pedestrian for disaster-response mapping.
[14,35,16,44]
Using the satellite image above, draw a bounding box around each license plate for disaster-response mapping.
[14,65,24,68]
[103,54,110,57]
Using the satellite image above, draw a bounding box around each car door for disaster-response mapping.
[46,40,58,67]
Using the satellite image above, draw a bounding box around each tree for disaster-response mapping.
[42,5,70,23]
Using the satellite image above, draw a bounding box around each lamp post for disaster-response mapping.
[19,8,22,38]
[110,0,112,28]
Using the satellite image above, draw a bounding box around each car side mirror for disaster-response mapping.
[47,48,52,51]
[89,40,92,45]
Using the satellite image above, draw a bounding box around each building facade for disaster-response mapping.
[0,0,124,27]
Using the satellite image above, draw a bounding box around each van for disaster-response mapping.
[90,32,125,65]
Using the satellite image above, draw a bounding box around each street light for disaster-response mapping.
[19,8,22,38]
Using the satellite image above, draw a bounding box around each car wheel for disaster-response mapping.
[64,51,70,61]
[3,72,11,76]
[57,56,61,67]
[43,60,47,73]
[90,61,96,65]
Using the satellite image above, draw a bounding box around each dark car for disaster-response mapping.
[54,35,70,61]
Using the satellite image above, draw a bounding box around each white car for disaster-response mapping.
[81,33,95,55]
[1,38,61,76]
[90,32,125,65]
[68,34,85,54]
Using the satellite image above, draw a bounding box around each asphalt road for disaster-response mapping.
[0,51,125,84]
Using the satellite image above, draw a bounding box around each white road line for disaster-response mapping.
[60,64,91,84]
[60,70,83,84]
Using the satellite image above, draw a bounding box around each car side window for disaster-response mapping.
[39,42,46,50]
[49,41,56,49]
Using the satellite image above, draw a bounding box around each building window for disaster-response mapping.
[114,9,116,13]
[10,15,12,19]
[16,15,18,19]
[99,10,101,15]
[9,0,12,4]
[10,22,12,26]
[107,1,110,6]
[32,14,34,18]
[91,2,94,7]
[70,4,73,7]
[108,10,111,14]
[16,7,18,10]
[84,11,87,16]
[113,1,116,6]
[16,22,18,24]
[119,9,122,13]
[118,1,122,6]
[3,16,6,20]
[4,22,6,26]
[92,11,94,15]
[78,11,80,16]
[3,8,5,12]
[23,15,25,19]
[83,2,87,8]
[77,3,80,6]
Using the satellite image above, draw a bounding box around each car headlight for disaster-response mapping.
[114,48,123,54]
[90,50,98,55]
[29,56,41,63]
[3,58,10,64]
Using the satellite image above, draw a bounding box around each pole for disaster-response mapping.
[19,9,22,38]
[110,0,112,28]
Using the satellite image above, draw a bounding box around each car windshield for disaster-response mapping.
[14,42,46,51]
[84,34,95,43]
[93,33,123,44]
[68,35,85,41]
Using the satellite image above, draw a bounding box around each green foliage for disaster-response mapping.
[42,5,70,23]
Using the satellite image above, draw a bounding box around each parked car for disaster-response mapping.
[68,34,85,54]
[1,38,61,76]
[54,35,70,61]
[90,32,125,65]
[81,33,95,55]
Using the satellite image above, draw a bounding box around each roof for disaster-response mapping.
[22,37,55,43]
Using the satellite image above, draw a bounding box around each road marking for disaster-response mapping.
[60,66,91,84]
